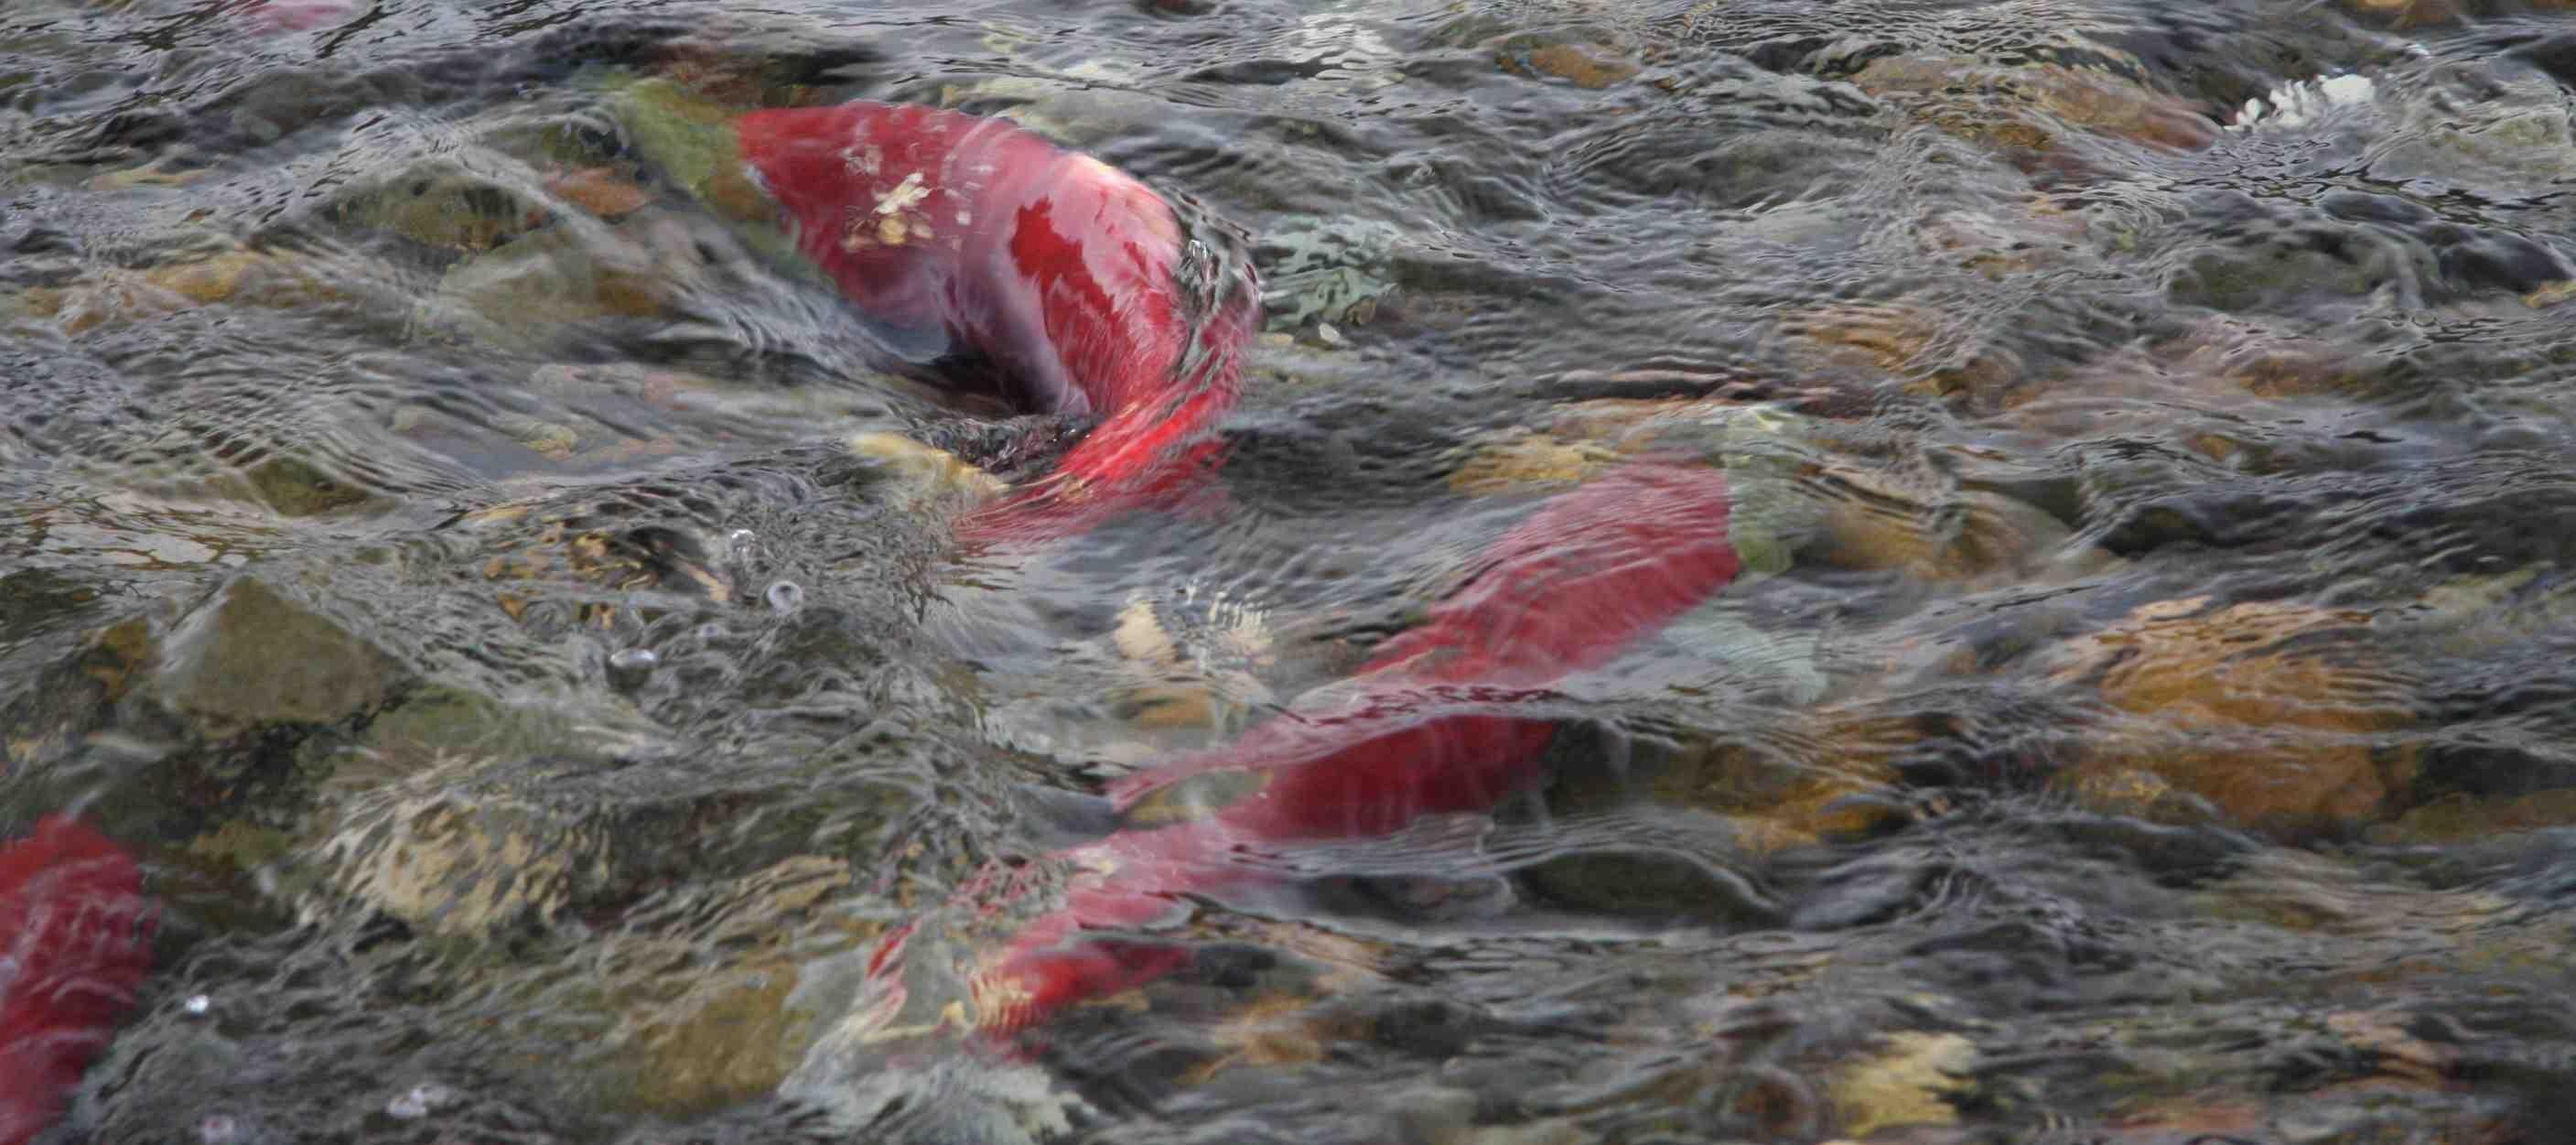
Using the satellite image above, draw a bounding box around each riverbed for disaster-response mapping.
[7,1,2576,1141]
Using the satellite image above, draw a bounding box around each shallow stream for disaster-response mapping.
[9,1,2576,1142]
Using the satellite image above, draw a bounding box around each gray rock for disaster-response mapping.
[154,575,403,731]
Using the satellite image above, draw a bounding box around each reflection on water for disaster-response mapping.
[7,0,2576,1141]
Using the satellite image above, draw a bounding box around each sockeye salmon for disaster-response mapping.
[0,816,155,1145]
[733,101,1263,544]
[806,461,1741,1060]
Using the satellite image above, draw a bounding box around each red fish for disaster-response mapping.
[0,815,156,1145]
[233,0,359,32]
[734,102,1262,544]
[845,460,1741,1044]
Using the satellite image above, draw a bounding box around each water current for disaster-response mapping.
[8,0,2576,1142]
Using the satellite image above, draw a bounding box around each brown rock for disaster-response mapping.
[1854,55,2219,156]
[156,575,403,731]
[1829,1032,1973,1139]
[1099,590,1276,733]
[1499,39,1640,90]
[1570,703,1920,854]
[546,167,655,220]
[1178,993,1371,1086]
[24,251,340,334]
[1807,481,2071,584]
[1448,433,1620,496]
[2370,789,2576,845]
[601,856,858,1115]
[1780,301,2020,403]
[846,431,1009,507]
[2047,598,2417,835]
[2339,0,2461,27]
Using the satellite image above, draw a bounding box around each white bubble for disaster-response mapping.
[184,993,212,1017]
[606,647,659,690]
[766,580,805,613]
[386,1082,458,1120]
[2230,72,2377,132]
[608,648,660,672]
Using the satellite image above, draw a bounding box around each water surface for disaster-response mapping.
[8,0,2576,1141]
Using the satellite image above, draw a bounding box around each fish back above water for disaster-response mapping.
[735,102,1261,542]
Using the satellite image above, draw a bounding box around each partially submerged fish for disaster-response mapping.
[795,460,1741,1097]
[733,101,1263,543]
[0,815,155,1145]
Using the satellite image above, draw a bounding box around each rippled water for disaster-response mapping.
[9,0,2576,1141]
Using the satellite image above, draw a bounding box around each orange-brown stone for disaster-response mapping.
[2048,598,2417,834]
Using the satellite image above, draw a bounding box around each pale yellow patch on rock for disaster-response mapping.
[846,431,1008,505]
[1829,1032,1974,1138]
[1449,433,1621,495]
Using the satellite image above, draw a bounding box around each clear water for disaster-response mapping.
[7,1,2576,1141]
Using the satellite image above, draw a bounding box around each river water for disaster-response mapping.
[6,0,2576,1142]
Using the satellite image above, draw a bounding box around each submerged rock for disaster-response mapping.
[583,855,866,1118]
[11,249,346,335]
[1805,482,2075,586]
[1257,215,1404,332]
[2370,790,2576,845]
[1494,36,1641,91]
[2045,597,2418,836]
[155,575,403,735]
[240,454,373,518]
[1779,300,2021,405]
[458,492,736,631]
[544,166,656,221]
[1852,55,2220,157]
[302,756,616,938]
[428,213,688,347]
[1534,701,1920,917]
[1828,1031,1974,1139]
[1102,584,1279,735]
[0,614,152,780]
[1452,396,2078,585]
[325,152,555,254]
[845,432,1008,512]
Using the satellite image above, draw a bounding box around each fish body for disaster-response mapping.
[835,461,1741,1046]
[735,103,1261,542]
[0,816,155,1145]
[735,92,1741,1121]
[236,0,358,31]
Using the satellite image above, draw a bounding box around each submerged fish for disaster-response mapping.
[733,101,1263,543]
[688,88,1744,1140]
[235,0,360,32]
[797,460,1741,1096]
[0,815,155,1145]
